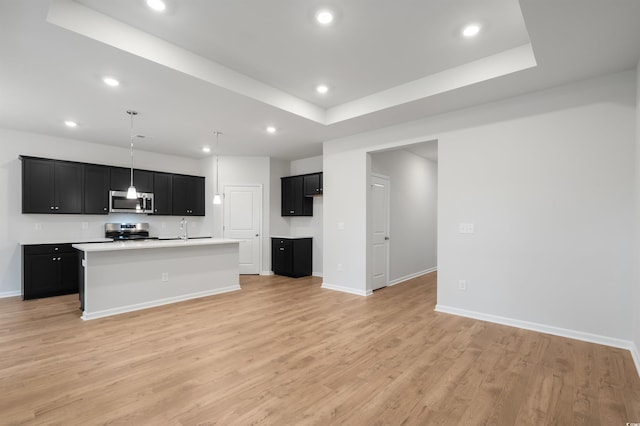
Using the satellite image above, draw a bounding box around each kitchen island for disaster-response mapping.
[73,238,240,320]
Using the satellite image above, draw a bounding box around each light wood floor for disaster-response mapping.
[0,272,639,425]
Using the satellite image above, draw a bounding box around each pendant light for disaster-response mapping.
[213,131,222,205]
[126,110,138,199]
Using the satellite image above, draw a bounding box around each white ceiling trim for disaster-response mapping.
[47,0,326,123]
[325,44,537,124]
[47,0,537,127]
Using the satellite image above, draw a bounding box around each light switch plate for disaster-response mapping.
[459,223,474,234]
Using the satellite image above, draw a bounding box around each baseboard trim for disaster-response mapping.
[435,304,640,377]
[321,282,372,297]
[260,271,274,276]
[388,267,437,286]
[312,272,323,278]
[0,290,21,299]
[82,285,241,321]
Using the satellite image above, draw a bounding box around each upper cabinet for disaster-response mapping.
[153,172,173,215]
[303,172,323,196]
[110,167,153,193]
[22,157,83,214]
[20,156,205,216]
[172,175,205,216]
[281,175,313,216]
[83,164,110,214]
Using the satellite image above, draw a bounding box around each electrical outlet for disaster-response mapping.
[161,272,169,282]
[81,222,89,230]
[458,280,467,291]
[34,223,42,231]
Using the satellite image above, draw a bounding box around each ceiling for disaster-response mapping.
[0,0,639,160]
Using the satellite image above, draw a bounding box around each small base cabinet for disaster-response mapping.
[271,237,312,278]
[22,244,80,300]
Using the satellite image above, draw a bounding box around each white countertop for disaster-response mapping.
[20,237,113,246]
[73,238,239,252]
[271,235,313,239]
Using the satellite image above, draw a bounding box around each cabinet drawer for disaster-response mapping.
[23,243,76,255]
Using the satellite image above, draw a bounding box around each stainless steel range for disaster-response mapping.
[105,223,157,241]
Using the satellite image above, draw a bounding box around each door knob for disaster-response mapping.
[255,234,259,237]
[384,236,390,240]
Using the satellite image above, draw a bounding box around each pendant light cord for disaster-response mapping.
[130,113,134,188]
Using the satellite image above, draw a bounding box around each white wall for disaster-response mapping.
[324,70,636,345]
[289,156,323,276]
[202,155,272,274]
[371,149,438,283]
[0,127,207,296]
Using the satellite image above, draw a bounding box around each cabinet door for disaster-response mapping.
[291,239,313,277]
[172,175,190,215]
[153,172,173,215]
[303,173,321,196]
[54,162,83,213]
[84,165,110,214]
[23,253,60,299]
[191,176,205,216]
[59,252,80,295]
[272,239,292,275]
[22,158,55,213]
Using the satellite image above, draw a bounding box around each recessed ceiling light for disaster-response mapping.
[202,146,211,153]
[146,0,166,12]
[103,77,120,87]
[316,84,329,94]
[266,126,277,134]
[64,120,77,128]
[316,10,334,25]
[462,24,481,37]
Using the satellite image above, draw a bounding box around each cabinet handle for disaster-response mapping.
[289,210,294,213]
[279,248,284,251]
[55,206,59,210]
[50,206,54,210]
[57,257,61,261]
[52,257,56,261]
[103,207,107,211]
[54,247,59,251]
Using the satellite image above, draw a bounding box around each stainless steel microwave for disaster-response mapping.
[109,190,154,214]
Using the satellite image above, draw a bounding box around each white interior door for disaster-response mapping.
[223,185,262,274]
[371,174,390,290]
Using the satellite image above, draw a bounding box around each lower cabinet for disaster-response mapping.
[271,237,312,278]
[22,244,80,300]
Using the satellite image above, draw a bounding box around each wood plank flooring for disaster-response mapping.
[0,272,638,425]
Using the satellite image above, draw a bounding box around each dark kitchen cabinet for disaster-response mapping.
[84,164,110,214]
[153,172,173,215]
[22,244,80,299]
[110,167,154,193]
[172,175,205,216]
[303,172,323,196]
[272,237,312,278]
[21,157,83,214]
[281,176,312,216]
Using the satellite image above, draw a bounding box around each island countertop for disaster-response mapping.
[73,238,239,252]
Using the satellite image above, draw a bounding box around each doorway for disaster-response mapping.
[368,141,438,291]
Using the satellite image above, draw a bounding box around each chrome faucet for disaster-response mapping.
[180,217,188,240]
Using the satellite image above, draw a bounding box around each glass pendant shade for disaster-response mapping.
[213,193,222,205]
[126,185,137,199]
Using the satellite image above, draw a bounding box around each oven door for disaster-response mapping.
[109,191,154,213]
